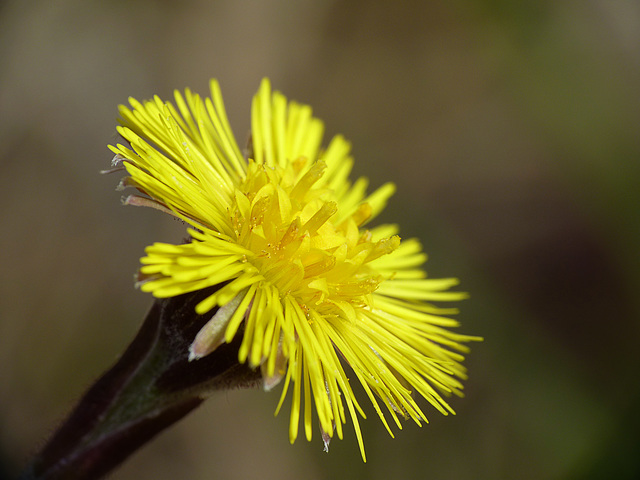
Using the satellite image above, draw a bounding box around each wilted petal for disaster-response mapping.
[189,291,247,361]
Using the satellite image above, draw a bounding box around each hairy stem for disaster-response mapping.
[21,288,259,480]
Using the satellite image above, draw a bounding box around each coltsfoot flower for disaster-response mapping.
[108,78,481,461]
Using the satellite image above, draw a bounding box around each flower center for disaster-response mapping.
[229,159,399,315]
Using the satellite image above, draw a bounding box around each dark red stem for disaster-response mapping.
[21,288,259,480]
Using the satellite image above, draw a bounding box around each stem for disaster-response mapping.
[21,288,260,480]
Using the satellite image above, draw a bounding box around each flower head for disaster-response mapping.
[109,78,480,461]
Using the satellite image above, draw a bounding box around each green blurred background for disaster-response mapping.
[1,1,639,479]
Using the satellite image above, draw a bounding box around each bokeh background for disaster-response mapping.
[1,1,639,479]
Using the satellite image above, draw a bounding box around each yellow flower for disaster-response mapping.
[109,78,481,461]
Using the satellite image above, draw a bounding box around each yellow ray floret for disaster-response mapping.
[109,78,481,461]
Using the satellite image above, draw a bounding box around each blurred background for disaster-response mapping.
[1,1,639,479]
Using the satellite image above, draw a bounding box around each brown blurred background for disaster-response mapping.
[1,1,639,479]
